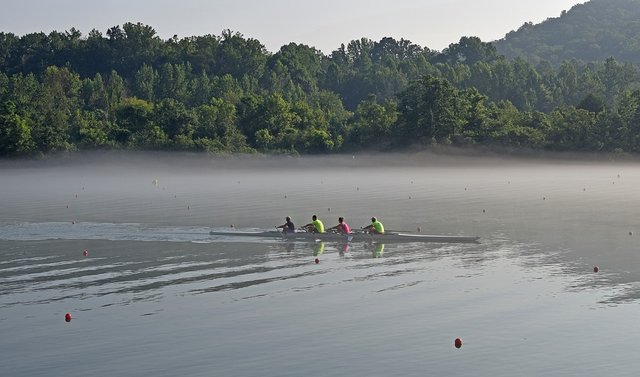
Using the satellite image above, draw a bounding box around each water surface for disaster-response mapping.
[1,153,639,376]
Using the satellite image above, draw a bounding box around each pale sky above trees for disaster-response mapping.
[3,0,584,52]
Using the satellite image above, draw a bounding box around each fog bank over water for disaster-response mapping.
[2,151,638,277]
[1,148,637,170]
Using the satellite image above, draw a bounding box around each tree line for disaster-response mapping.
[3,23,640,156]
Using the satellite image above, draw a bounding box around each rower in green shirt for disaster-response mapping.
[363,217,385,234]
[303,214,325,233]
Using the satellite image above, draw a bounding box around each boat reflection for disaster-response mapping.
[313,242,325,256]
[339,243,350,256]
[362,242,385,258]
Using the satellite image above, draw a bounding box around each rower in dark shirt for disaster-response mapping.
[277,216,296,233]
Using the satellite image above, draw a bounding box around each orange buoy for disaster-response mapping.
[65,313,72,322]
[315,258,320,264]
[454,338,463,349]
[594,266,599,273]
[83,249,88,257]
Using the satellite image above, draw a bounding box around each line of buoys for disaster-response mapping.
[65,313,72,322]
[454,338,463,349]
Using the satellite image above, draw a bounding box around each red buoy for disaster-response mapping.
[83,249,88,256]
[315,258,320,264]
[65,313,72,322]
[454,338,463,349]
[594,266,599,273]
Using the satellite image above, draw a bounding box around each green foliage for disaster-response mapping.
[0,101,34,155]
[397,75,466,143]
[496,0,640,65]
[350,95,397,147]
[5,17,640,156]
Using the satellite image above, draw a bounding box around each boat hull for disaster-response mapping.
[209,230,479,243]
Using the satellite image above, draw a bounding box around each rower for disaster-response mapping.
[303,214,325,233]
[363,217,385,234]
[327,217,351,234]
[277,216,296,233]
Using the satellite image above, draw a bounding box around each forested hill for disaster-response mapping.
[4,20,640,157]
[495,0,640,65]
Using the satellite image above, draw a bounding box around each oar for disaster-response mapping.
[275,226,287,240]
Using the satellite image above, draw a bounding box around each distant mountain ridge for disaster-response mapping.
[495,0,640,64]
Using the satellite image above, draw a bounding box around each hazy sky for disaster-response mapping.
[3,0,586,53]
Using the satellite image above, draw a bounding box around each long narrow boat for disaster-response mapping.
[209,230,480,243]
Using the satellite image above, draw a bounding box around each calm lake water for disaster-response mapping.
[1,152,640,377]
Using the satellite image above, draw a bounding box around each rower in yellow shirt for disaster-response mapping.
[303,214,325,233]
[363,217,385,234]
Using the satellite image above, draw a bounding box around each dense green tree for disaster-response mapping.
[214,30,268,79]
[577,93,605,113]
[349,95,397,147]
[0,101,34,155]
[397,75,466,143]
[115,97,153,135]
[153,98,195,140]
[71,109,115,148]
[436,36,499,65]
[133,64,157,101]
